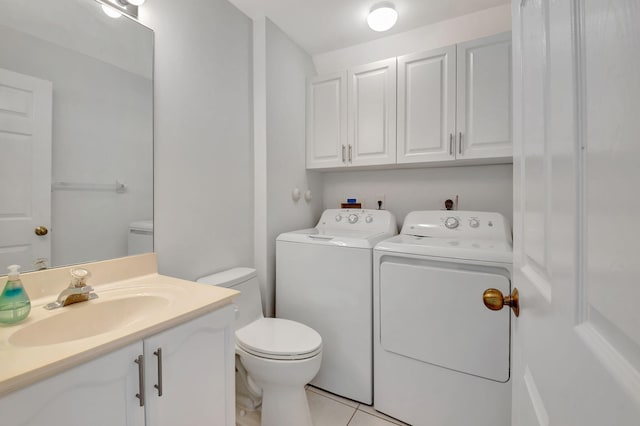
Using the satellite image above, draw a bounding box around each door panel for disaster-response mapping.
[397,46,456,164]
[306,72,347,169]
[144,307,235,426]
[457,32,512,160]
[0,68,51,270]
[348,58,396,167]
[0,341,145,426]
[513,0,640,424]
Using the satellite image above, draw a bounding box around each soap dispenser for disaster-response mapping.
[0,265,31,324]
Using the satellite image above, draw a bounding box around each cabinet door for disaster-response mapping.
[306,72,348,169]
[348,58,397,166]
[456,32,512,160]
[144,305,236,426]
[397,46,457,164]
[0,342,145,426]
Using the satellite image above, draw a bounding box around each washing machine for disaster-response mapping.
[276,209,397,404]
[374,211,512,426]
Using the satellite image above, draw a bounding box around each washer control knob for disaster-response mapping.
[469,218,480,228]
[335,215,342,222]
[365,216,373,223]
[348,214,359,224]
[444,217,459,229]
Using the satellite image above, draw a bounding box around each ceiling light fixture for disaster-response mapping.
[102,4,123,18]
[367,2,398,32]
[99,0,145,19]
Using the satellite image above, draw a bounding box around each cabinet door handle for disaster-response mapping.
[458,132,463,154]
[154,348,163,397]
[341,145,346,163]
[449,134,453,155]
[348,145,352,162]
[134,355,145,407]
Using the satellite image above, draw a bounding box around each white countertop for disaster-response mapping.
[0,254,238,397]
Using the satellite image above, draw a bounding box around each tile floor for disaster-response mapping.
[236,385,409,426]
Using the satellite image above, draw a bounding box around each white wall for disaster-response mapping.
[313,4,511,73]
[316,4,513,229]
[0,25,153,268]
[323,165,514,228]
[263,19,323,315]
[141,0,254,280]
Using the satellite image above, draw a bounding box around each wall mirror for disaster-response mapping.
[0,0,154,273]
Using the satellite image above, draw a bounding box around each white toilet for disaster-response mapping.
[197,267,322,426]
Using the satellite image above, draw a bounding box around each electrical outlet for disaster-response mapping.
[374,194,386,210]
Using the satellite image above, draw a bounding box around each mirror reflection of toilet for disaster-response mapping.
[127,220,153,255]
[197,268,322,426]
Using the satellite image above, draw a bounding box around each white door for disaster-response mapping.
[457,32,512,160]
[512,0,640,425]
[397,46,456,164]
[0,68,52,270]
[306,72,347,169]
[348,58,396,167]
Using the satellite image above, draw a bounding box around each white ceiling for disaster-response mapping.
[227,0,510,54]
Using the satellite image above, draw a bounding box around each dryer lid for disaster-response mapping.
[236,318,322,359]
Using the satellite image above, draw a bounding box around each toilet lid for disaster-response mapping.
[236,318,322,360]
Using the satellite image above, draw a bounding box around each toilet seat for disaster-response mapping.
[236,318,322,361]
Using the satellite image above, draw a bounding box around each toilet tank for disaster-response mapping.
[128,220,153,255]
[197,267,263,330]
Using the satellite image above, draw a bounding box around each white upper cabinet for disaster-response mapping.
[456,32,512,160]
[306,32,512,170]
[348,58,397,167]
[397,46,457,164]
[306,72,348,169]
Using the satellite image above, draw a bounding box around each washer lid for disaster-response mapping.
[276,228,390,249]
[236,318,322,359]
[376,235,512,264]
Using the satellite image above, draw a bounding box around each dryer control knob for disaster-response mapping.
[335,215,342,222]
[444,217,459,229]
[348,214,359,224]
[469,218,480,228]
[365,216,373,223]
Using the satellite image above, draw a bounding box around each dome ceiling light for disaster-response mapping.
[367,2,398,32]
[100,0,146,19]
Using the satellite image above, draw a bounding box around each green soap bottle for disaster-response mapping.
[0,265,31,324]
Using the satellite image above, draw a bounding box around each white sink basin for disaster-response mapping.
[9,295,169,347]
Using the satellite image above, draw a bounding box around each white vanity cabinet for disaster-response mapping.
[306,59,396,169]
[0,305,235,426]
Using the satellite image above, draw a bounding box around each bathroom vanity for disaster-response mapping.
[0,254,238,426]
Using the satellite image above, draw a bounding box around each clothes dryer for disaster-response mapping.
[374,211,512,426]
[276,209,397,404]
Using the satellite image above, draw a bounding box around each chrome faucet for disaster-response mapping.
[44,268,98,310]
